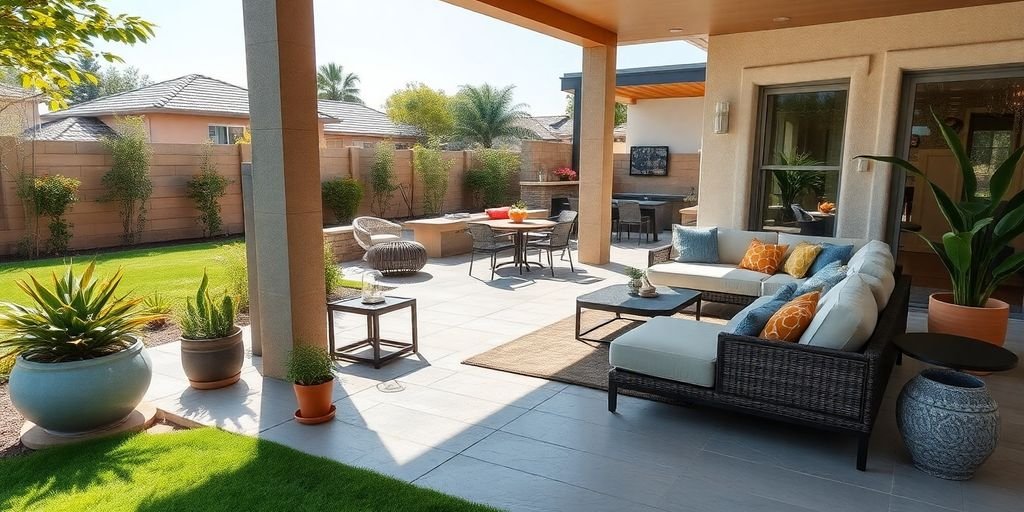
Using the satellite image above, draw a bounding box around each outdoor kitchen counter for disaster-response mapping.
[404,209,548,258]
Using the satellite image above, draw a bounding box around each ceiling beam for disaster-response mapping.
[442,0,617,47]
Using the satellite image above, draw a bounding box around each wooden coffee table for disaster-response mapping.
[575,284,702,342]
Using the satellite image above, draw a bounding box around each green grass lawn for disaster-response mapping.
[0,239,244,307]
[0,428,498,512]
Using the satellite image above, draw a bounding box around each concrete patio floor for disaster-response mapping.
[145,237,1024,512]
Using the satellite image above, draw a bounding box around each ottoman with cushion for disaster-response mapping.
[366,241,428,275]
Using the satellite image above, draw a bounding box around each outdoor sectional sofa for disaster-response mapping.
[609,229,910,471]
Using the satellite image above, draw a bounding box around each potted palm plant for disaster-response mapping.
[286,344,335,425]
[860,109,1024,345]
[0,263,160,434]
[178,272,243,389]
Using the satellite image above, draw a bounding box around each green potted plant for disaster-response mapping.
[178,272,243,389]
[508,200,529,223]
[0,263,159,434]
[625,266,647,295]
[286,344,335,425]
[860,109,1024,345]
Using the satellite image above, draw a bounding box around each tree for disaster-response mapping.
[565,93,628,127]
[101,116,153,244]
[98,66,152,96]
[414,142,454,216]
[0,1,154,108]
[385,83,453,140]
[316,63,363,103]
[67,56,102,103]
[452,84,533,148]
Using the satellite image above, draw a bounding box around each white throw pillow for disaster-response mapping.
[798,274,878,351]
[848,259,895,311]
[848,240,894,273]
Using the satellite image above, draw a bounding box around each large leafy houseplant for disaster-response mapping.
[859,110,1024,308]
[0,262,159,362]
[773,151,826,222]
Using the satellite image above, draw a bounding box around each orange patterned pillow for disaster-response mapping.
[760,291,820,342]
[738,239,789,274]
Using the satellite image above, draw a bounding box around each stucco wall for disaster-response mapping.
[0,99,40,135]
[613,152,699,196]
[97,113,329,147]
[625,97,704,154]
[698,1,1024,240]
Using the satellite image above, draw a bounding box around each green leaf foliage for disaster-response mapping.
[452,84,534,148]
[370,140,398,217]
[317,63,362,104]
[178,271,237,340]
[321,177,363,225]
[101,116,153,244]
[858,109,1024,307]
[385,82,453,140]
[0,262,160,362]
[285,344,334,386]
[414,142,454,216]
[465,148,519,208]
[186,142,231,237]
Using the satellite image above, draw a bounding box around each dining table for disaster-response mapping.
[611,199,667,242]
[472,218,557,274]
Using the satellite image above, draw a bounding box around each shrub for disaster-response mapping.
[178,271,238,340]
[414,142,453,216]
[220,244,249,312]
[285,344,334,386]
[321,177,363,225]
[101,116,153,244]
[186,141,231,237]
[369,140,398,217]
[143,293,172,329]
[466,148,519,208]
[32,174,80,255]
[324,244,343,295]
[0,262,159,362]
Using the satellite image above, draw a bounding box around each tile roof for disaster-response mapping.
[24,116,115,142]
[317,99,421,138]
[0,83,40,100]
[516,115,624,141]
[42,74,334,121]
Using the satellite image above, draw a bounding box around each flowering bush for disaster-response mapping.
[553,167,577,180]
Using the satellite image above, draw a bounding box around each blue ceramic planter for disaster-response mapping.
[9,339,152,435]
[897,368,999,480]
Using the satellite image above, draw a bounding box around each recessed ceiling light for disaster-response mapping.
[772,16,791,22]
[668,27,685,33]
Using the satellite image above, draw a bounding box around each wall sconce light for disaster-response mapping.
[713,101,730,134]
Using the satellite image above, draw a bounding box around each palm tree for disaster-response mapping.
[452,84,534,148]
[316,63,362,104]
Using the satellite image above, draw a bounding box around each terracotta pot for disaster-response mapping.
[928,293,1010,346]
[508,209,528,223]
[293,378,334,419]
[180,327,244,389]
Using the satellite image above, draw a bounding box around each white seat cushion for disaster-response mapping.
[369,233,402,245]
[724,295,774,333]
[646,262,769,297]
[761,273,805,296]
[848,240,894,273]
[798,274,878,351]
[717,229,778,265]
[778,233,866,258]
[609,317,723,387]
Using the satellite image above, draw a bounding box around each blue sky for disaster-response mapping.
[96,0,706,115]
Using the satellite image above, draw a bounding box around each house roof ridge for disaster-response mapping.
[153,74,203,108]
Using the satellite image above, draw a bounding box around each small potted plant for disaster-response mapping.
[178,272,243,389]
[553,167,577,181]
[508,200,529,223]
[0,263,159,434]
[286,344,336,425]
[625,266,647,294]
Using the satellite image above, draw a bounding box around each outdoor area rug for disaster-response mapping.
[463,307,733,401]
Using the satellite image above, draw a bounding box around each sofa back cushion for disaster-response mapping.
[760,291,820,342]
[672,225,720,263]
[848,240,895,273]
[738,239,789,275]
[717,229,778,265]
[778,233,865,256]
[798,274,878,351]
[848,258,896,311]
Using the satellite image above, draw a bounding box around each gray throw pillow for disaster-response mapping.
[673,226,719,263]
[795,260,848,296]
[731,283,798,336]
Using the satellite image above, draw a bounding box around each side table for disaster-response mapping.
[327,296,418,369]
[893,333,1018,480]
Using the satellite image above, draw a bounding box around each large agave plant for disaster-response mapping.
[0,262,160,363]
[859,109,1024,307]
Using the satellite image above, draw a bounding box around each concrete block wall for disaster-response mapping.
[322,226,363,263]
[519,140,572,182]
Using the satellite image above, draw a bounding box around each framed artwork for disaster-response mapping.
[629,146,669,176]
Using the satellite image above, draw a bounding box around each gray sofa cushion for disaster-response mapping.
[609,317,722,388]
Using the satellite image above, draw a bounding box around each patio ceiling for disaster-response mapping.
[443,0,1019,45]
[561,63,706,104]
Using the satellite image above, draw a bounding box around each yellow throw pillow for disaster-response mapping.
[783,242,824,278]
[760,291,820,342]
[738,239,789,274]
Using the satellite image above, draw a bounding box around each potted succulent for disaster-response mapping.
[625,266,647,294]
[286,344,336,425]
[508,200,529,223]
[0,263,160,434]
[178,272,243,389]
[860,109,1024,345]
[553,167,577,181]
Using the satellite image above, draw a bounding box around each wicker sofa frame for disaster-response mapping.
[610,270,911,471]
[648,244,759,306]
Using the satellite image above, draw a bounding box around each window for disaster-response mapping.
[752,83,849,235]
[208,125,246,144]
[967,113,1015,198]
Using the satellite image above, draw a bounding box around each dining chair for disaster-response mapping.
[466,224,514,280]
[528,221,575,277]
[615,201,650,245]
[533,210,578,259]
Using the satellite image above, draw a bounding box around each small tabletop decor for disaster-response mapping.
[624,267,647,295]
[361,270,385,304]
[893,333,1019,480]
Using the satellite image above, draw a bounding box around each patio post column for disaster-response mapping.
[242,0,328,378]
[577,44,617,264]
